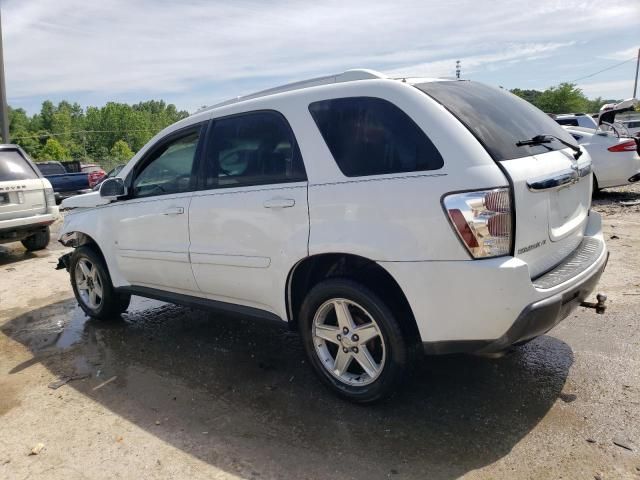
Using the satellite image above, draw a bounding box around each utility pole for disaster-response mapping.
[634,47,639,99]
[0,5,9,144]
[455,60,461,79]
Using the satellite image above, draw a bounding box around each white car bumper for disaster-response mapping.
[379,211,608,353]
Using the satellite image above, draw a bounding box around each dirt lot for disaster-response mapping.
[1,186,639,480]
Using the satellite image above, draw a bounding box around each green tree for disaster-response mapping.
[510,88,543,106]
[39,138,69,160]
[109,140,134,162]
[534,83,589,114]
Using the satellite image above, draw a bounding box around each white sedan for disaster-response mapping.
[565,126,640,191]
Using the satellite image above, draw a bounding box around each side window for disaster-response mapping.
[204,111,306,189]
[132,129,201,198]
[308,97,444,177]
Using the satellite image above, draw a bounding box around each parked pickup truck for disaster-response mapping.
[35,161,91,204]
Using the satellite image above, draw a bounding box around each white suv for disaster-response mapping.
[0,145,59,251]
[58,70,608,402]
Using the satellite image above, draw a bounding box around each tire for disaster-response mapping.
[592,175,600,197]
[69,245,130,320]
[21,227,50,251]
[299,278,409,403]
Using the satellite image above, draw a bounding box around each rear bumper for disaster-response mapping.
[379,211,608,354]
[0,211,58,242]
[477,249,608,353]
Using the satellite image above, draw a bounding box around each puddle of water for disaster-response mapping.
[55,307,90,349]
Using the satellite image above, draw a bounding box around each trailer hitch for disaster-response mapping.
[580,293,607,314]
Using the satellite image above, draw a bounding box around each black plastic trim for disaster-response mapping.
[115,285,284,323]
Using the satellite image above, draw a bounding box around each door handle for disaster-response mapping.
[163,206,184,215]
[263,198,295,209]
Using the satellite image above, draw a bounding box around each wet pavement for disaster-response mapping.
[1,191,640,479]
[0,296,579,478]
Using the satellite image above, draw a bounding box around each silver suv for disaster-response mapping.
[0,145,59,251]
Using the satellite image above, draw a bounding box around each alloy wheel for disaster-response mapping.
[75,258,104,310]
[312,298,386,386]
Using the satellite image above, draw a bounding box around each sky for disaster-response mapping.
[3,0,639,114]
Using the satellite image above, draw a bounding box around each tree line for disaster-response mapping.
[5,82,622,170]
[509,82,618,115]
[7,99,189,170]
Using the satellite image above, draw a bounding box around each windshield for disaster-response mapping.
[415,81,578,161]
[0,150,40,181]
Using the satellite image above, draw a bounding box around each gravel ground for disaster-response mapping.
[0,185,639,480]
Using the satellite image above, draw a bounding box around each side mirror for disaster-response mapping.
[99,177,126,199]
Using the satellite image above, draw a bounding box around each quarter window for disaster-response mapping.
[204,111,306,189]
[309,97,444,177]
[132,129,201,198]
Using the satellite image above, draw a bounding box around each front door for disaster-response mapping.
[188,111,309,317]
[113,125,205,294]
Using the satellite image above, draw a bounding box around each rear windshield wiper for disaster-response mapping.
[516,134,583,160]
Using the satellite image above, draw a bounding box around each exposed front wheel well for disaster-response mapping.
[287,253,421,344]
[61,231,108,269]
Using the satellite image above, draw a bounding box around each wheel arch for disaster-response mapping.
[61,231,109,270]
[286,253,421,343]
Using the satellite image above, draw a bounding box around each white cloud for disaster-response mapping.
[602,46,639,61]
[3,0,639,110]
[385,43,575,78]
[579,80,635,99]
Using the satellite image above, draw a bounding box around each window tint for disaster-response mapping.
[556,118,579,126]
[0,150,39,181]
[309,97,443,177]
[205,111,306,189]
[36,162,66,175]
[416,81,579,161]
[132,129,200,198]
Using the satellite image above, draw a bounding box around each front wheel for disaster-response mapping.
[299,279,410,403]
[69,246,130,320]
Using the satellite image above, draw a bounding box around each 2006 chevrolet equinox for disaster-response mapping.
[58,69,608,402]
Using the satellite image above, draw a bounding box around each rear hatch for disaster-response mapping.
[416,81,592,278]
[0,149,48,222]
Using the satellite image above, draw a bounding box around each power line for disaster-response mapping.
[12,128,156,140]
[570,57,636,83]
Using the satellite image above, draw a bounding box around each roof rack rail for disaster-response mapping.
[204,69,386,111]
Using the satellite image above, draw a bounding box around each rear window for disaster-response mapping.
[36,162,66,175]
[556,118,579,126]
[309,97,443,177]
[415,81,578,161]
[0,150,39,181]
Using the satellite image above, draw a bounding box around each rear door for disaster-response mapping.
[0,149,47,222]
[416,81,592,278]
[188,110,308,316]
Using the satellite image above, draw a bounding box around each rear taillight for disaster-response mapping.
[44,187,56,207]
[443,188,512,258]
[608,140,637,152]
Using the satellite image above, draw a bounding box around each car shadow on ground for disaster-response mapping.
[592,188,640,207]
[0,243,62,267]
[1,298,574,479]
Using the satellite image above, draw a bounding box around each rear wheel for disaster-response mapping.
[70,246,130,320]
[299,279,409,403]
[21,227,50,251]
